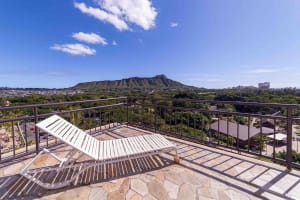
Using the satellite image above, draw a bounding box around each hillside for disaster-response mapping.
[71,74,197,91]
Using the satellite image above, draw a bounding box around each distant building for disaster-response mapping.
[232,85,256,90]
[254,118,275,129]
[253,111,281,129]
[4,100,10,107]
[0,100,10,107]
[209,106,217,111]
[258,82,270,89]
[209,120,273,142]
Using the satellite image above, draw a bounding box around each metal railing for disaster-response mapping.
[127,97,300,170]
[1,96,300,170]
[0,97,127,162]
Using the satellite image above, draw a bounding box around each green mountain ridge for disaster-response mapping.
[72,74,197,91]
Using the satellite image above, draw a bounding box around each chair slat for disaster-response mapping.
[90,138,96,158]
[120,140,128,156]
[123,138,133,155]
[112,140,118,158]
[103,140,107,160]
[51,121,67,135]
[132,137,143,153]
[144,135,159,150]
[99,141,104,160]
[68,129,79,144]
[139,136,152,152]
[64,126,76,142]
[136,136,149,152]
[128,137,139,154]
[74,131,84,148]
[108,140,113,159]
[60,124,73,139]
[151,135,165,148]
[38,115,60,128]
[155,134,174,148]
[86,136,92,154]
[36,115,176,163]
[115,139,123,157]
[95,140,100,159]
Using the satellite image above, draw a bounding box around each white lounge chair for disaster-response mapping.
[21,115,179,189]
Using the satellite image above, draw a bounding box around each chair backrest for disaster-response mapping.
[36,115,99,160]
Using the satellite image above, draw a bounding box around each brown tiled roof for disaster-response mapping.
[210,120,274,141]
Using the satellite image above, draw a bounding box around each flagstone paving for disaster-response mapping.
[0,125,300,200]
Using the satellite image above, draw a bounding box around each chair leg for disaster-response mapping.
[174,149,180,164]
[21,148,62,174]
[21,148,69,189]
[21,150,86,189]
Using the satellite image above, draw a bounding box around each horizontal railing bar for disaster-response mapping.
[0,103,125,123]
[131,124,296,167]
[130,97,300,108]
[1,96,299,170]
[0,97,127,111]
[133,103,287,120]
[132,124,298,169]
[38,103,125,119]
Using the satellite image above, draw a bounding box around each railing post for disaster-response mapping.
[25,121,28,152]
[273,119,276,160]
[247,114,250,152]
[34,106,39,154]
[227,118,229,147]
[287,107,293,170]
[217,116,220,145]
[126,99,129,127]
[154,105,157,133]
[142,99,145,127]
[260,117,263,156]
[100,111,102,130]
[237,123,239,152]
[108,111,111,128]
[12,121,15,157]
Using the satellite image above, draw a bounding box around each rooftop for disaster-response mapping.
[210,120,274,141]
[1,126,300,200]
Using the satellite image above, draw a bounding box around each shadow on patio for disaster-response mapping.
[0,126,299,199]
[0,154,172,199]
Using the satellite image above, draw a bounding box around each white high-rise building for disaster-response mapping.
[258,82,270,89]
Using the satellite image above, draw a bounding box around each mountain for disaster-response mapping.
[71,74,197,91]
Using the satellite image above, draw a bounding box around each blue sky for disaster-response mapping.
[0,0,300,89]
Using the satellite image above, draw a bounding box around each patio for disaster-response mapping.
[0,125,300,200]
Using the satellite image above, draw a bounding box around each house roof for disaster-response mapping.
[255,111,282,126]
[210,120,274,141]
[255,118,276,126]
[267,133,287,141]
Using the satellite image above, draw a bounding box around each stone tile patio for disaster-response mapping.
[0,125,300,200]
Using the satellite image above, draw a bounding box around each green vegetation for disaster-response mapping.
[2,77,300,156]
[275,151,300,164]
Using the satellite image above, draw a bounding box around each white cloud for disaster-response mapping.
[75,0,157,31]
[247,69,277,74]
[170,22,178,28]
[246,68,292,74]
[50,43,96,56]
[112,40,117,45]
[74,2,129,31]
[72,32,107,45]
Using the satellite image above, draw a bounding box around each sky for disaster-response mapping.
[0,0,300,89]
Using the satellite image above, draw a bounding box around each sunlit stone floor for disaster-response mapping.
[1,125,300,200]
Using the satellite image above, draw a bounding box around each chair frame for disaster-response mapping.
[21,115,179,189]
